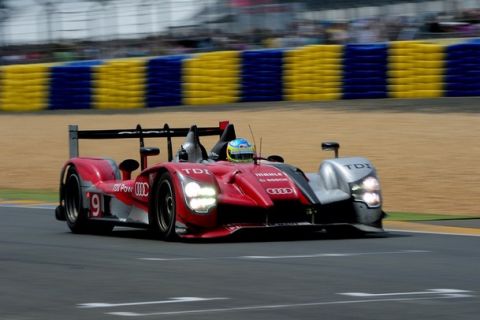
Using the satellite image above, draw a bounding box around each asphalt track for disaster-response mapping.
[1,206,480,320]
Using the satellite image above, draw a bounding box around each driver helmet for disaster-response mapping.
[226,138,255,163]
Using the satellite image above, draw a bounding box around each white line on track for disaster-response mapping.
[339,288,472,297]
[78,297,229,309]
[106,293,474,317]
[239,250,429,259]
[139,250,430,262]
[139,257,203,261]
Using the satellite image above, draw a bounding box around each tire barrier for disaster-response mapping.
[182,51,240,105]
[49,60,103,110]
[445,41,480,97]
[284,44,343,101]
[147,55,186,108]
[241,49,283,102]
[0,64,50,111]
[388,41,444,98]
[0,40,477,112]
[342,44,388,99]
[93,58,146,110]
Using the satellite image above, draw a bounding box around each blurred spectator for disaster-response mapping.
[2,2,480,65]
[326,22,350,44]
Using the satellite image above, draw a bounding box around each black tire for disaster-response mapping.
[64,168,89,233]
[64,168,113,235]
[151,172,177,240]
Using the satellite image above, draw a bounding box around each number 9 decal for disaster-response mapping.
[90,193,102,217]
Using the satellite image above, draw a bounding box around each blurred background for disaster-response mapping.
[1,0,480,64]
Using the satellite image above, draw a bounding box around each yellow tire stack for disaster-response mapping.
[93,58,146,110]
[284,45,343,101]
[0,64,50,112]
[389,41,445,98]
[183,51,240,105]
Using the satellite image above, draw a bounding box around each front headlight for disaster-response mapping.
[181,178,217,214]
[362,176,380,192]
[351,176,382,208]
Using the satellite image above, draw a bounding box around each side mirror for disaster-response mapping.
[119,159,140,180]
[322,142,340,158]
[140,147,160,170]
[140,147,160,157]
[267,155,284,163]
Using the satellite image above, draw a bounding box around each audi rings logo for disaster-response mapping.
[135,182,149,197]
[266,188,294,195]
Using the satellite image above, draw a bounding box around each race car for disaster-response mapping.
[55,121,385,239]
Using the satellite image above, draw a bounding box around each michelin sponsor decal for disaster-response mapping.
[255,172,289,183]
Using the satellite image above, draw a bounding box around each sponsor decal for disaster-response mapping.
[258,178,290,183]
[255,172,284,177]
[135,182,150,197]
[90,193,102,217]
[181,168,211,175]
[266,187,294,195]
[113,183,133,193]
[344,163,372,170]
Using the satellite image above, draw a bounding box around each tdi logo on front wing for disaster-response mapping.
[266,188,294,195]
[135,182,149,197]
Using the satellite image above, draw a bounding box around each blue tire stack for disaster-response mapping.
[240,49,283,102]
[146,55,186,108]
[49,60,101,110]
[342,44,388,99]
[445,42,480,97]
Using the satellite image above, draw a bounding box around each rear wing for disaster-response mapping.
[68,121,229,161]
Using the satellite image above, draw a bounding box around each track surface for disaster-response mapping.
[1,207,479,320]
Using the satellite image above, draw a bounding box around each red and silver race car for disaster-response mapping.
[55,121,385,240]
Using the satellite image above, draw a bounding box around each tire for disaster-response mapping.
[151,172,177,240]
[64,168,89,233]
[64,168,113,234]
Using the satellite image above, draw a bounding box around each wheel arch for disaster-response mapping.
[59,158,120,206]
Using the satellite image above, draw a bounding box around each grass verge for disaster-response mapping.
[0,189,57,203]
[386,212,478,221]
[0,189,478,221]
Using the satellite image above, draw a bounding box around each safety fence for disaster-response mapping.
[1,39,479,112]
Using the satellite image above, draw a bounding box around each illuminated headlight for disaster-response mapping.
[185,182,216,198]
[182,180,217,214]
[362,192,381,207]
[189,197,216,211]
[351,176,382,208]
[362,176,380,192]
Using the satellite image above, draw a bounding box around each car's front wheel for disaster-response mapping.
[151,172,177,240]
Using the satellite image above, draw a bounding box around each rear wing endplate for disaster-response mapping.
[68,121,229,161]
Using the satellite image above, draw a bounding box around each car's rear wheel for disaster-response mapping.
[64,168,113,234]
[64,168,89,233]
[151,172,177,240]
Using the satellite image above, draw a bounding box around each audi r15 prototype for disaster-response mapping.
[55,121,386,239]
